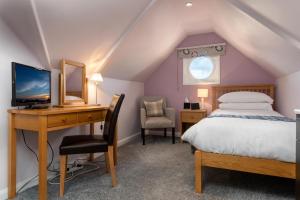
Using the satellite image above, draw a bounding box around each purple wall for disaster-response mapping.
[144,32,275,128]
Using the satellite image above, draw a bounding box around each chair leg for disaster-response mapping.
[172,128,175,144]
[108,146,117,187]
[164,128,167,137]
[59,155,67,197]
[104,152,110,173]
[140,128,143,140]
[141,128,145,145]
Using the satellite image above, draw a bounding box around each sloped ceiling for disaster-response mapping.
[212,0,300,78]
[0,0,49,66]
[0,0,299,81]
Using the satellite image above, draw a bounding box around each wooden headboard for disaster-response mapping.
[211,84,275,111]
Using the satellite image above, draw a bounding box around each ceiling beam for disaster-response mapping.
[227,0,300,50]
[30,0,52,68]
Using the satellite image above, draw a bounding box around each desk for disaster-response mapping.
[7,106,116,200]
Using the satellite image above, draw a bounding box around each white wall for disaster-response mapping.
[88,77,144,139]
[0,18,144,199]
[276,70,300,119]
[0,19,72,199]
[0,18,44,197]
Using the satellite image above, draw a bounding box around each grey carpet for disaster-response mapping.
[17,136,295,200]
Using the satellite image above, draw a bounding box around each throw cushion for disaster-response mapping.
[144,99,164,117]
[144,117,172,129]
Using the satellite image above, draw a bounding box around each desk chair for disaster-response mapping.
[59,94,125,197]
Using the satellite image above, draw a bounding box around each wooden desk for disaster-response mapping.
[7,106,116,200]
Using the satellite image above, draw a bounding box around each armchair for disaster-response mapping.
[140,96,176,145]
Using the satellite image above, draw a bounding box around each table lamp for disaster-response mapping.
[197,89,208,109]
[90,73,103,104]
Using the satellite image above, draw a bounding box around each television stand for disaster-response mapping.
[24,105,50,109]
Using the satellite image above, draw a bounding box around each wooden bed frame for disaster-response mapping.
[195,84,296,193]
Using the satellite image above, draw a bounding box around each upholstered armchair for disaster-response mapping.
[140,96,176,145]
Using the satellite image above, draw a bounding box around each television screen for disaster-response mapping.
[12,62,51,107]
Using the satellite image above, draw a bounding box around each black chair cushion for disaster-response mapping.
[59,135,108,155]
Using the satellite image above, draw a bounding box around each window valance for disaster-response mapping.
[177,43,226,58]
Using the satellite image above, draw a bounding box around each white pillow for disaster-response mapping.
[218,91,274,104]
[219,103,273,111]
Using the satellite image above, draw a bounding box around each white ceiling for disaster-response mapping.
[0,0,299,81]
[0,0,49,65]
[101,0,212,81]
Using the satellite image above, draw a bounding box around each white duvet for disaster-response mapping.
[181,109,296,163]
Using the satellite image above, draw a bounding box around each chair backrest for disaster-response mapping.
[103,94,125,145]
[140,96,166,109]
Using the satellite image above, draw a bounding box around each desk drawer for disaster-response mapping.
[181,112,205,123]
[48,113,77,128]
[78,111,104,123]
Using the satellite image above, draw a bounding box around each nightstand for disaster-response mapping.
[180,109,207,137]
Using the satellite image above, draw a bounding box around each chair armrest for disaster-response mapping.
[140,108,146,128]
[165,107,176,127]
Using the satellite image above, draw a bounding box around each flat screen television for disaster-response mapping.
[11,62,51,107]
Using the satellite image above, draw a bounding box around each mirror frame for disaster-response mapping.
[59,59,88,106]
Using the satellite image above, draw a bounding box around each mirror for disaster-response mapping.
[65,65,83,99]
[59,59,88,106]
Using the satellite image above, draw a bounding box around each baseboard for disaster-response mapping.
[0,132,140,200]
[117,132,140,146]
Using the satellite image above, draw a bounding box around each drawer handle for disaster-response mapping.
[62,119,66,123]
[88,115,93,120]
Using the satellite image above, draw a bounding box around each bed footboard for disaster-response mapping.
[194,149,295,193]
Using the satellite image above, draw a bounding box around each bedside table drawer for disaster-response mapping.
[181,112,206,123]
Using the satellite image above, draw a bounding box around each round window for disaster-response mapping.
[189,57,214,80]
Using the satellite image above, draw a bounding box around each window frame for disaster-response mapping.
[182,55,220,85]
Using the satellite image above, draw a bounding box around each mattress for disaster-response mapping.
[181,109,296,163]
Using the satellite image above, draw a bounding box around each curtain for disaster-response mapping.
[177,43,226,58]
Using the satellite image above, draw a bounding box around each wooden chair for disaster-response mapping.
[59,94,125,197]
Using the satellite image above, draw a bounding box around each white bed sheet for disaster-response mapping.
[181,109,296,163]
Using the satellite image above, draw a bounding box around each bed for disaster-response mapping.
[181,84,296,193]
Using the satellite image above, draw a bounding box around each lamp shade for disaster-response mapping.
[90,73,103,82]
[197,89,208,98]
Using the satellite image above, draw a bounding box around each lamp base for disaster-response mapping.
[201,98,205,109]
[95,83,98,105]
